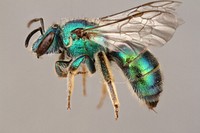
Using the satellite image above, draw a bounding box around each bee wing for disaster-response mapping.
[85,1,182,51]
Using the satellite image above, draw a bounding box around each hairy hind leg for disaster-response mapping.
[97,52,120,120]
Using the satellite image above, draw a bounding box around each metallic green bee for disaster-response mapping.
[25,0,182,119]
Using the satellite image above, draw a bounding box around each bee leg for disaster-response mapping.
[55,60,71,77]
[67,71,75,110]
[55,50,72,77]
[81,55,96,96]
[66,55,95,109]
[66,57,84,110]
[72,65,88,96]
[81,64,87,96]
[97,82,107,108]
[97,52,120,120]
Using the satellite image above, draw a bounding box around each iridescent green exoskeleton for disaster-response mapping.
[25,0,182,119]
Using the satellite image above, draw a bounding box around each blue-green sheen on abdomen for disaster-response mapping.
[110,48,162,108]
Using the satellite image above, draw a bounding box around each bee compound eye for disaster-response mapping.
[36,32,55,57]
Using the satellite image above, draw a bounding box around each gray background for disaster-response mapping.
[0,0,199,133]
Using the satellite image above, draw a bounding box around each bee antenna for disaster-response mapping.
[25,27,43,48]
[27,18,45,33]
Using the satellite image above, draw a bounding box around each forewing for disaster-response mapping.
[85,1,182,50]
[100,0,181,21]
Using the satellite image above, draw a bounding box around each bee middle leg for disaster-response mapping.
[97,82,107,108]
[67,55,96,109]
[72,65,88,96]
[81,64,87,96]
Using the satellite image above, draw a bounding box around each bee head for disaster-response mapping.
[25,18,62,58]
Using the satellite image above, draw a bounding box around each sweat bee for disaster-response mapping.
[25,0,182,119]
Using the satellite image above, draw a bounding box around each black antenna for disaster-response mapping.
[27,18,45,33]
[25,18,45,48]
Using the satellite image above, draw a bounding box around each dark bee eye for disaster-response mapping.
[36,32,55,58]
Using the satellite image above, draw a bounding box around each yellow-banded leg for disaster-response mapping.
[97,52,120,120]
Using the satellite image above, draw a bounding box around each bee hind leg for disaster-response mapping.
[97,52,120,120]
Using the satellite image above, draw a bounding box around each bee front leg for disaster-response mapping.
[97,52,120,120]
[55,60,71,77]
[55,50,72,77]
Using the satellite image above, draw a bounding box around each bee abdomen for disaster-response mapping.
[130,68,162,108]
[127,51,163,108]
[110,50,163,108]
